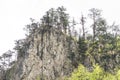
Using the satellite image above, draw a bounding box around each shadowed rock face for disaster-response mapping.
[5,27,79,80]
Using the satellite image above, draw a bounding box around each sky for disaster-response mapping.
[0,0,120,55]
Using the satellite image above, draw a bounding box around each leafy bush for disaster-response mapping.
[67,64,120,80]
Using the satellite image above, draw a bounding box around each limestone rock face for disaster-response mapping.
[6,28,79,80]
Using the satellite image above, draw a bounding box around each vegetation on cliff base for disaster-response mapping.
[1,6,120,80]
[64,64,120,80]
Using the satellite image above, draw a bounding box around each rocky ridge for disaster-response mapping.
[5,26,79,80]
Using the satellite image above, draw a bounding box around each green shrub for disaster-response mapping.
[36,75,40,80]
[67,64,120,80]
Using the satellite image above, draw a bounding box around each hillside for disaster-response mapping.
[1,6,120,80]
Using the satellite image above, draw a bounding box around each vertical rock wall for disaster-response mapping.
[5,28,79,80]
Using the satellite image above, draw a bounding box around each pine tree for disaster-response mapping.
[89,8,101,42]
[80,14,86,39]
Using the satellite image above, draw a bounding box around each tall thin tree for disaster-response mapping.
[80,14,86,39]
[89,8,101,42]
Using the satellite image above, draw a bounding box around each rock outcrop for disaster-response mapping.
[5,26,79,80]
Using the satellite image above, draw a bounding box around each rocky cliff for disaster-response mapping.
[5,26,79,80]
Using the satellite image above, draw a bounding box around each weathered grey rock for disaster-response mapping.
[5,28,79,80]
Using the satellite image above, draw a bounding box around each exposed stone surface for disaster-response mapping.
[5,27,79,80]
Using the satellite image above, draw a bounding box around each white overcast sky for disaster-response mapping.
[0,0,120,55]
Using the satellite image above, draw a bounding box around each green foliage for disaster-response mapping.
[67,64,120,80]
[70,64,89,80]
[116,37,120,50]
[36,75,41,80]
[5,64,16,80]
[78,36,87,54]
